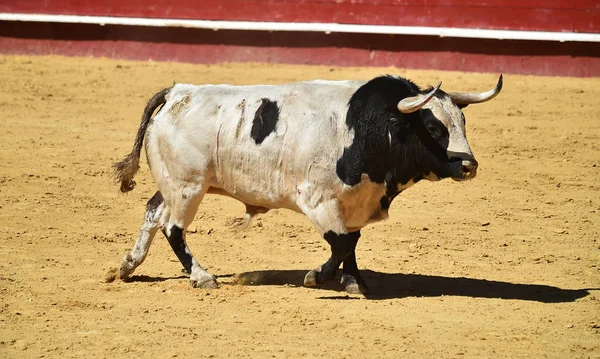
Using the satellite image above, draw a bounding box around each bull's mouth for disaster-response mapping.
[428,160,478,182]
[446,156,478,181]
[452,168,477,181]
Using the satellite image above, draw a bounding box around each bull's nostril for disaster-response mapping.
[461,159,478,174]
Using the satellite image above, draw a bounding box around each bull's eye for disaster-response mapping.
[427,125,444,140]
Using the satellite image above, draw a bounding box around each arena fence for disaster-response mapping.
[1,0,599,76]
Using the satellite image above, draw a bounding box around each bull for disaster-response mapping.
[112,74,502,293]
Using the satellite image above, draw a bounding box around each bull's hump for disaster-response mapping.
[335,75,420,187]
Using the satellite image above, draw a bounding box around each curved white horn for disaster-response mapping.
[448,74,503,105]
[397,81,442,114]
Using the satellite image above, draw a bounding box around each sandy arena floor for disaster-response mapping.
[0,55,599,358]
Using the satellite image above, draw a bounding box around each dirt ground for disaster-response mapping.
[0,55,599,358]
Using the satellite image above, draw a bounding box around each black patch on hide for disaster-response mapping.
[165,225,193,274]
[251,98,280,144]
[146,191,164,212]
[336,76,422,187]
[144,191,164,223]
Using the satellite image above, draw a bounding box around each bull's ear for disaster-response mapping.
[458,104,469,109]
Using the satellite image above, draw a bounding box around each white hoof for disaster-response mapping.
[227,216,251,230]
[340,274,361,294]
[190,272,219,289]
[303,265,322,287]
[119,253,135,280]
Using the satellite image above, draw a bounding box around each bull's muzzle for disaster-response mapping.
[460,158,478,180]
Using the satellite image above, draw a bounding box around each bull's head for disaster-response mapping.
[395,75,503,182]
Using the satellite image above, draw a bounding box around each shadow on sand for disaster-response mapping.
[232,269,593,302]
[127,274,189,283]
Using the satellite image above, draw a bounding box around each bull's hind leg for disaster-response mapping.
[119,191,167,280]
[162,181,218,289]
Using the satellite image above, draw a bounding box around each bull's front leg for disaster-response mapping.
[303,230,369,294]
[340,248,371,294]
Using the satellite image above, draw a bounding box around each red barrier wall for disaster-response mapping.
[3,0,599,32]
[1,1,599,76]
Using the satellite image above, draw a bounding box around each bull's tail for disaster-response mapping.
[112,87,171,193]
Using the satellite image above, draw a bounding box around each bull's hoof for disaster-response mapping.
[190,272,219,289]
[340,274,361,294]
[226,215,251,230]
[303,265,322,287]
[191,278,219,289]
[119,253,135,280]
[340,274,371,294]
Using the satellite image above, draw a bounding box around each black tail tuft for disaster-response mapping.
[112,87,170,193]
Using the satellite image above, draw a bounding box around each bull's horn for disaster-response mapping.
[448,74,503,104]
[397,82,442,114]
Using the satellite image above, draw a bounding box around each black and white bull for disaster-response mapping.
[112,75,502,293]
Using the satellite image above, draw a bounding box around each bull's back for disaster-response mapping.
[189,81,361,210]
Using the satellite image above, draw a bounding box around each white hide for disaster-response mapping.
[144,81,383,235]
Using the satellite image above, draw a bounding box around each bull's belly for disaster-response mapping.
[208,176,301,213]
[208,174,390,232]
